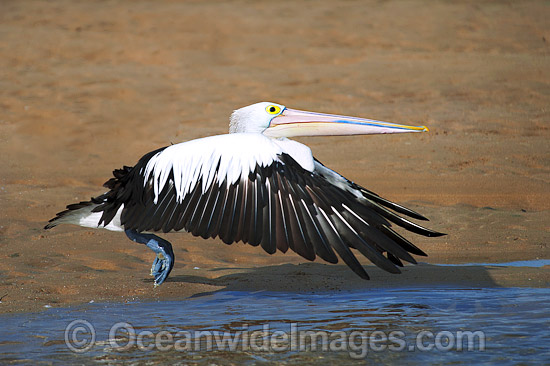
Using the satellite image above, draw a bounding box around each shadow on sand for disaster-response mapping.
[159,262,500,297]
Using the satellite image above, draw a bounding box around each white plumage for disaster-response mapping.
[142,133,314,205]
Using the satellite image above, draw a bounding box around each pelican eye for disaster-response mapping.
[266,105,282,115]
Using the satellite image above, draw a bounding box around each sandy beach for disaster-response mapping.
[0,0,549,314]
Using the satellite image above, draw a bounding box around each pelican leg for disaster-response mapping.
[125,229,175,287]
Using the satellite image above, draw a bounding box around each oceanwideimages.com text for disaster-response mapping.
[65,320,485,358]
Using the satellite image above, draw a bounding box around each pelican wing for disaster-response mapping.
[89,137,443,279]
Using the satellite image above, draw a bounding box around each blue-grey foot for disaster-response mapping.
[125,229,175,287]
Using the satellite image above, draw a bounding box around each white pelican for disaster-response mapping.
[46,102,444,286]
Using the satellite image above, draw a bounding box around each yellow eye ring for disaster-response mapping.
[265,105,282,115]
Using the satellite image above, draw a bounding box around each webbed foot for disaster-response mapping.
[125,229,175,287]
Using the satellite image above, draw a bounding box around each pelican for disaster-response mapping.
[45,102,444,286]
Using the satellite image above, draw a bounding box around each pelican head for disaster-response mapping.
[229,102,429,138]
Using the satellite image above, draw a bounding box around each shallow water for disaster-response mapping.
[1,286,549,365]
[432,259,550,268]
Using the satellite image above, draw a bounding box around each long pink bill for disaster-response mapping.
[264,108,429,138]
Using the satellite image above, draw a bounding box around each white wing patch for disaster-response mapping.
[142,133,298,204]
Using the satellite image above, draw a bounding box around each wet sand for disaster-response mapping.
[0,0,549,313]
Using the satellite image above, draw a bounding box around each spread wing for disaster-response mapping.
[92,146,443,279]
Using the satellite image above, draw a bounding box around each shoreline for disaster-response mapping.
[1,259,549,315]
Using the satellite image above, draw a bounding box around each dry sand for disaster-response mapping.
[0,0,549,313]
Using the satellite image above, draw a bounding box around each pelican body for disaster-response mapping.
[46,102,443,286]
